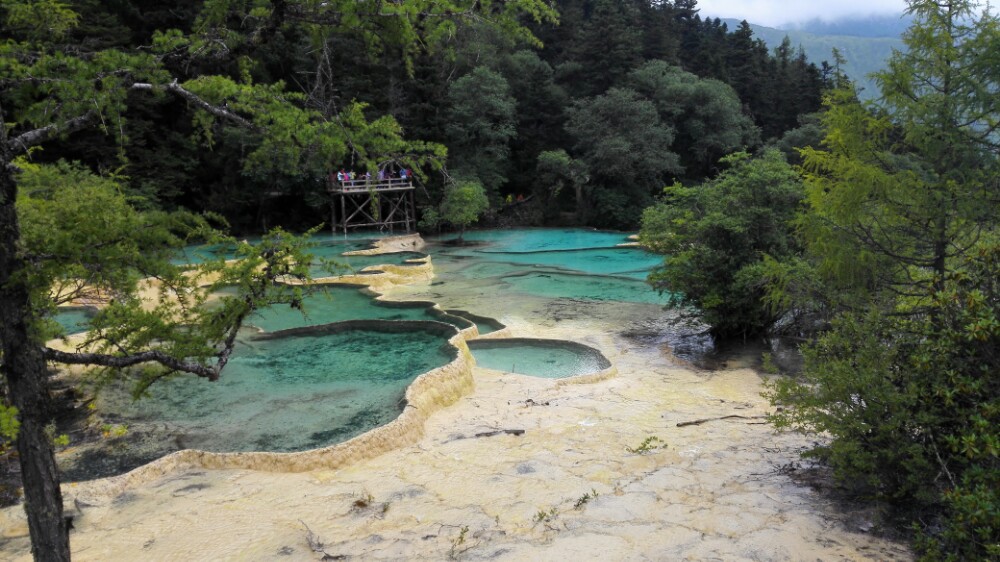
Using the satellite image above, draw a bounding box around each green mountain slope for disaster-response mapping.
[721,18,903,98]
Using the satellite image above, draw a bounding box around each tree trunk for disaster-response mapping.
[574,184,586,223]
[0,134,71,560]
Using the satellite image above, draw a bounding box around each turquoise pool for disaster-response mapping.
[53,307,95,336]
[98,324,456,453]
[69,228,666,479]
[427,228,666,304]
[243,284,472,332]
[469,338,611,378]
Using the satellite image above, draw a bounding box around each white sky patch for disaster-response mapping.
[695,0,909,27]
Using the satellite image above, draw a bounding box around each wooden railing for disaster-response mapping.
[329,177,414,193]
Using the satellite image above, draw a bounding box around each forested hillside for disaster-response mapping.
[0,1,831,559]
[4,0,997,559]
[721,18,903,98]
[15,0,828,232]
[785,14,913,37]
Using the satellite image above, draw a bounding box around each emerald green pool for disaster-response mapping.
[468,338,611,378]
[244,284,472,332]
[97,324,456,453]
[53,307,95,336]
[68,228,667,479]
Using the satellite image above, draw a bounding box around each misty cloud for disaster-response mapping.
[695,0,909,27]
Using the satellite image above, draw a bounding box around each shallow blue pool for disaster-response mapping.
[80,228,664,470]
[98,324,456,453]
[428,229,666,303]
[53,307,95,335]
[469,338,611,378]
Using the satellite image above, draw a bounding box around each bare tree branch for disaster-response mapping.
[7,112,97,156]
[132,80,259,131]
[8,78,260,157]
[42,347,220,380]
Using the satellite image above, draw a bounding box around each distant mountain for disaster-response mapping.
[719,18,904,99]
[782,14,913,38]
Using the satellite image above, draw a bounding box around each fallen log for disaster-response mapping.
[472,429,526,438]
[676,415,767,427]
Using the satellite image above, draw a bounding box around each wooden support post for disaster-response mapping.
[408,189,415,232]
[330,197,337,234]
[340,193,347,234]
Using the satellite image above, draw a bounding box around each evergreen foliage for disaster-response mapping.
[626,60,760,179]
[565,88,678,228]
[535,149,587,221]
[2,0,829,233]
[439,179,490,241]
[767,244,1000,559]
[758,1,1000,556]
[445,67,517,200]
[640,150,804,337]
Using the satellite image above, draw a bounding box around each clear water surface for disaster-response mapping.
[468,339,610,379]
[71,228,667,478]
[99,329,454,453]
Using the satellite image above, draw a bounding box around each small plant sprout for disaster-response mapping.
[532,506,559,525]
[100,423,128,439]
[574,488,599,509]
[448,525,470,560]
[44,423,70,447]
[625,436,667,454]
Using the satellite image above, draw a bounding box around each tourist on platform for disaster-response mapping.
[337,169,345,182]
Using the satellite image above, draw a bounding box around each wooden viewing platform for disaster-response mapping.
[329,177,414,194]
[327,177,416,233]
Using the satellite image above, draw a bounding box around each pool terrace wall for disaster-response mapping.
[70,323,476,499]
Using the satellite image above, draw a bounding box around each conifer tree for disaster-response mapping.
[768,2,1000,555]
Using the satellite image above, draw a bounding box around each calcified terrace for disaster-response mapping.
[0,231,911,560]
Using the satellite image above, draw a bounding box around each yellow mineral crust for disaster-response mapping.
[342,233,426,255]
[0,233,913,561]
[311,258,434,291]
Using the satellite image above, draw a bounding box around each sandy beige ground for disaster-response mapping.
[0,236,913,561]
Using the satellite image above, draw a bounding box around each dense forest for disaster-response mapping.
[639,1,999,558]
[726,18,904,99]
[17,0,828,232]
[1,0,996,560]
